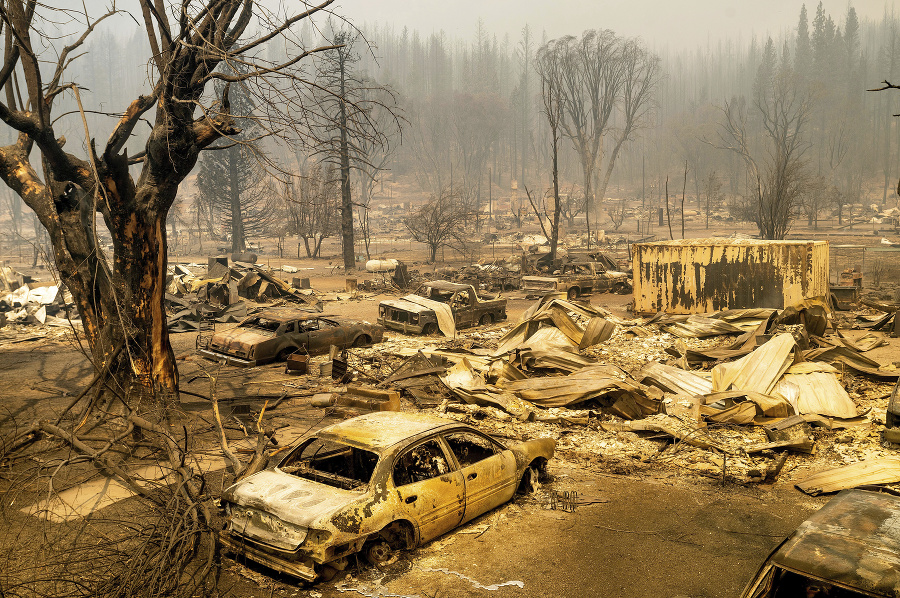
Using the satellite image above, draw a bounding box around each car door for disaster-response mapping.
[310,318,350,351]
[391,438,465,543]
[443,430,517,524]
[452,290,475,328]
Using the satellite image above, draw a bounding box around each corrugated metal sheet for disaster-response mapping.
[632,239,829,314]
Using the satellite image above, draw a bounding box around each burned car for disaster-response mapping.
[739,489,900,598]
[522,261,631,300]
[377,280,507,335]
[219,411,555,581]
[199,308,383,366]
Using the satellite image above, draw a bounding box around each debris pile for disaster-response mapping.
[350,294,900,493]
[452,258,521,292]
[165,260,321,331]
[1,266,75,328]
[167,261,320,307]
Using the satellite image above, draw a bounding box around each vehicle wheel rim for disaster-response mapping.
[366,541,393,564]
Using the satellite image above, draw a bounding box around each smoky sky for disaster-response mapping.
[338,0,895,50]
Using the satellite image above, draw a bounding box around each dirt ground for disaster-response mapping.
[3,221,900,598]
[0,279,847,598]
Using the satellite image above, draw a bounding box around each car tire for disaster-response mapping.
[277,347,297,361]
[422,322,438,335]
[612,282,626,294]
[479,313,493,326]
[567,287,579,301]
[353,334,371,347]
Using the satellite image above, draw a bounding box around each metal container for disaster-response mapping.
[632,239,829,314]
[365,259,399,272]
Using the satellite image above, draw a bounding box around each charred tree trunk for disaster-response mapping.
[228,146,245,254]
[338,53,355,271]
[549,121,562,263]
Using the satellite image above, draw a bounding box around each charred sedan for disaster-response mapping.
[219,411,554,581]
[199,308,383,366]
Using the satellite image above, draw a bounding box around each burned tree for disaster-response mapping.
[0,0,340,397]
[717,39,812,240]
[195,69,276,254]
[404,190,474,263]
[280,161,341,258]
[534,44,564,262]
[0,2,349,594]
[311,28,399,271]
[539,30,659,246]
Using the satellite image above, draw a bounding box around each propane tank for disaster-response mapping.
[365,259,399,273]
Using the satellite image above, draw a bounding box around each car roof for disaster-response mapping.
[421,280,470,292]
[770,489,900,595]
[250,309,331,323]
[316,411,459,451]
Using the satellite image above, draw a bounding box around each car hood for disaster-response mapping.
[210,327,274,352]
[222,469,364,528]
[379,299,429,313]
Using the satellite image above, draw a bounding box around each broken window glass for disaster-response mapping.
[444,432,497,467]
[280,438,379,490]
[393,440,450,486]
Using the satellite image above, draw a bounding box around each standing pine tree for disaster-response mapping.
[196,64,275,254]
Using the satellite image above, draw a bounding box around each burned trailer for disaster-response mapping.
[632,239,829,315]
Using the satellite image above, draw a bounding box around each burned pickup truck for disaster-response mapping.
[378,280,506,335]
[522,261,631,300]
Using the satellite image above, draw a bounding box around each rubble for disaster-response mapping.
[166,260,321,309]
[795,458,900,495]
[335,291,900,493]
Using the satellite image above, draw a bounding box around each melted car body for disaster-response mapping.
[740,489,900,598]
[219,412,555,581]
[522,261,631,300]
[199,308,383,366]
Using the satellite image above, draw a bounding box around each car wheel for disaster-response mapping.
[277,347,297,361]
[353,334,371,347]
[364,540,394,565]
[479,313,493,326]
[422,322,438,335]
[517,459,550,494]
[612,282,626,294]
[567,287,579,301]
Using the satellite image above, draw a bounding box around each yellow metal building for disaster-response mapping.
[632,239,829,314]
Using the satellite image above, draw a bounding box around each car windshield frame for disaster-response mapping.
[277,436,380,491]
[239,317,283,333]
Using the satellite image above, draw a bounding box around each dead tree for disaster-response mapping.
[539,31,658,248]
[404,190,473,263]
[0,0,341,398]
[716,40,812,240]
[535,44,564,262]
[311,28,400,271]
[280,161,340,258]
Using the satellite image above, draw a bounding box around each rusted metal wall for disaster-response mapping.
[632,239,829,314]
